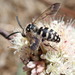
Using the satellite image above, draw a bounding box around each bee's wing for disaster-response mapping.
[33,3,61,24]
[30,36,42,51]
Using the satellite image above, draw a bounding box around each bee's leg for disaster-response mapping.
[44,42,57,51]
[49,44,57,51]
[30,37,41,51]
[42,39,45,42]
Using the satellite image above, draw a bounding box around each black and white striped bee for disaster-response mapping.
[26,24,60,42]
[7,3,61,50]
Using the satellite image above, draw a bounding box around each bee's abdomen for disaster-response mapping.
[37,27,48,38]
[47,29,60,42]
[37,27,60,43]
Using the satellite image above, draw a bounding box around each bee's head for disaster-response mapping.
[26,24,38,32]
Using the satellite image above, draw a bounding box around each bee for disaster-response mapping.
[7,3,61,50]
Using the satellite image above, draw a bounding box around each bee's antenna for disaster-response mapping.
[16,16,25,37]
[16,16,24,30]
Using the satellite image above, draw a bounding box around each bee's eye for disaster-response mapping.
[26,27,30,32]
[26,24,32,32]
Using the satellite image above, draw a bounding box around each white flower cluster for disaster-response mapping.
[11,33,29,54]
[42,50,75,75]
[41,18,75,75]
[11,17,75,75]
